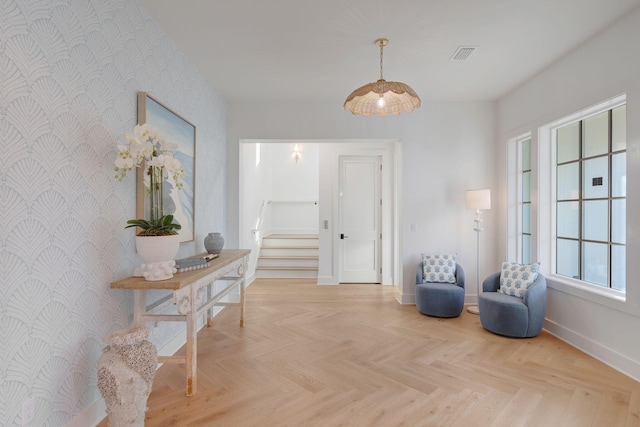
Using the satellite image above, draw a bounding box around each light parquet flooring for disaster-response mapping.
[99,279,640,426]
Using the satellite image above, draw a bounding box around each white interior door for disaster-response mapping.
[338,156,381,283]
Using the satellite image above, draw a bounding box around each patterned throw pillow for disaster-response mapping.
[422,254,457,283]
[498,261,540,297]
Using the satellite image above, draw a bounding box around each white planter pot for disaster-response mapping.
[135,234,180,281]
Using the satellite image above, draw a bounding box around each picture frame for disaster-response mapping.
[136,92,196,242]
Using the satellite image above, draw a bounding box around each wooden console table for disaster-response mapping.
[110,249,250,396]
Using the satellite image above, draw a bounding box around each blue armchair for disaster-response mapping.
[415,262,465,318]
[478,271,547,338]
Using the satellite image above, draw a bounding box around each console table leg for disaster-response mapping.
[185,287,197,396]
[133,290,146,326]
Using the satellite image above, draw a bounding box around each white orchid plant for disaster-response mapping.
[115,123,185,236]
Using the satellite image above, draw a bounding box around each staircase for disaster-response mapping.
[256,234,319,279]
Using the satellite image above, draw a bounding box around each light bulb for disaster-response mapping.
[293,144,300,162]
[377,95,386,108]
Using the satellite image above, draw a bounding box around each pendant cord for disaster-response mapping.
[379,43,384,80]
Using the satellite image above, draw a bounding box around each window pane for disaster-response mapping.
[583,200,608,242]
[557,201,579,238]
[522,171,531,203]
[521,138,531,170]
[522,203,531,234]
[582,242,608,286]
[583,111,609,158]
[557,163,579,200]
[557,123,579,163]
[611,245,625,291]
[612,105,626,152]
[612,199,625,244]
[522,234,531,264]
[557,239,579,279]
[583,156,608,199]
[612,152,626,197]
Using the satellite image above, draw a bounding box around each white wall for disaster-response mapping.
[1,1,227,425]
[270,142,320,201]
[227,101,497,302]
[497,7,640,379]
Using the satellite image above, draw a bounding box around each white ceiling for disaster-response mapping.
[139,0,640,103]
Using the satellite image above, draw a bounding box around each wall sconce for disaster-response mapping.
[293,144,300,162]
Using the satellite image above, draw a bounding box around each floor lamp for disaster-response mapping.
[466,189,491,315]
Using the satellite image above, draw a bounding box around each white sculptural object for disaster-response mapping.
[97,325,157,426]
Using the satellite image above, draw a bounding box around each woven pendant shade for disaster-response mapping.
[344,79,421,117]
[344,38,421,117]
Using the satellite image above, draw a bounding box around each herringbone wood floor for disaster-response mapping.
[99,279,640,426]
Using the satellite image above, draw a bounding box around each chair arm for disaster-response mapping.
[482,272,501,292]
[523,274,547,336]
[455,264,465,289]
[523,274,547,308]
[416,262,424,284]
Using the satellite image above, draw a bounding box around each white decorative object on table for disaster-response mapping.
[135,234,180,281]
[97,325,157,426]
[204,232,225,254]
[114,123,186,280]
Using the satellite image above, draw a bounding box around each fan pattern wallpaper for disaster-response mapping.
[0,0,227,425]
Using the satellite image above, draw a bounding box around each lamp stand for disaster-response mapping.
[467,209,483,315]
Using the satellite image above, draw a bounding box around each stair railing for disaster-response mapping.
[249,200,270,277]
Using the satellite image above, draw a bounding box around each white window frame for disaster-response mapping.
[507,133,533,264]
[538,94,626,301]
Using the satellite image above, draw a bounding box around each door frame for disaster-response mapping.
[325,142,400,288]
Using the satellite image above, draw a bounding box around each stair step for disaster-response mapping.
[255,269,318,279]
[260,247,319,257]
[257,234,320,279]
[259,256,318,260]
[263,234,318,248]
[265,234,318,239]
[261,245,318,249]
[258,258,318,268]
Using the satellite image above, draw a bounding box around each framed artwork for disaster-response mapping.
[137,92,196,242]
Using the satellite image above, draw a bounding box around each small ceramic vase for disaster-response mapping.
[204,232,224,254]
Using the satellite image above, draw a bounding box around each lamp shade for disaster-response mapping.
[344,79,421,117]
[466,189,491,210]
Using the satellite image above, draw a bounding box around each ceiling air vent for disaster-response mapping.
[450,46,476,61]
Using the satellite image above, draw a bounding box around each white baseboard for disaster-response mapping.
[317,276,338,285]
[396,289,414,304]
[544,318,640,382]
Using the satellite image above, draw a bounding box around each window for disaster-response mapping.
[553,103,626,292]
[520,136,532,264]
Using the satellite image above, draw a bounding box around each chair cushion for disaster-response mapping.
[499,261,540,298]
[415,281,465,317]
[422,254,457,283]
[478,291,529,337]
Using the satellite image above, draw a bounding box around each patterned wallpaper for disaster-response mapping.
[0,0,227,425]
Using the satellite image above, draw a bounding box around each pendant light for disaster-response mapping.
[344,38,421,117]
